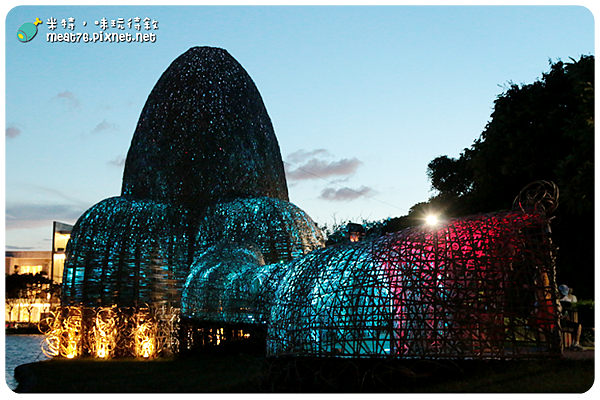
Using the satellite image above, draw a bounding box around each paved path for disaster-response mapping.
[563,348,594,360]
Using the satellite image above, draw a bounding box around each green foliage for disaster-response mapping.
[427,155,473,196]
[320,217,393,245]
[423,55,594,298]
[426,55,594,216]
[319,220,349,245]
[5,272,56,300]
[322,56,594,296]
[555,57,595,215]
[573,300,594,330]
[573,299,594,309]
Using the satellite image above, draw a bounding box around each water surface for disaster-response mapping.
[4,334,50,391]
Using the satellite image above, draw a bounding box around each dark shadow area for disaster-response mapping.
[14,351,594,393]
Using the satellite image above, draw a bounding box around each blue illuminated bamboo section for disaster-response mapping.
[62,197,192,308]
[195,197,324,264]
[182,196,324,323]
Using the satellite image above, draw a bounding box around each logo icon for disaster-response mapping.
[17,18,43,43]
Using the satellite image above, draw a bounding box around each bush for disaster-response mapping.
[573,300,594,328]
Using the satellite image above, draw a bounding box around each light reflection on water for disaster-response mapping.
[4,334,50,391]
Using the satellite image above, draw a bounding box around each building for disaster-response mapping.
[5,221,72,325]
[50,221,72,284]
[5,250,52,276]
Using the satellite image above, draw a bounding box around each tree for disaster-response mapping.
[424,55,594,298]
[427,155,473,197]
[5,272,56,301]
[558,57,596,214]
[427,56,593,213]
[5,272,56,323]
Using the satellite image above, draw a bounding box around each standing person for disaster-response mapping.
[558,285,583,350]
[559,284,578,303]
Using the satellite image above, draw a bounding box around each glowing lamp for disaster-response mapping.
[140,340,154,358]
[347,223,365,243]
[425,215,438,226]
[97,346,106,358]
[65,343,78,358]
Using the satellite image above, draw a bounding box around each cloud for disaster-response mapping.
[5,203,86,230]
[54,91,81,109]
[6,126,21,138]
[286,149,330,164]
[15,183,89,206]
[5,245,36,250]
[5,184,90,232]
[92,119,117,134]
[284,149,363,182]
[108,155,126,167]
[319,185,378,202]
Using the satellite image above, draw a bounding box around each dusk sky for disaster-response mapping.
[3,3,595,251]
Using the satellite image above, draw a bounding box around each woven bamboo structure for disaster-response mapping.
[61,197,192,307]
[39,305,180,359]
[177,182,562,359]
[267,208,560,359]
[195,197,324,264]
[61,48,323,309]
[53,44,563,361]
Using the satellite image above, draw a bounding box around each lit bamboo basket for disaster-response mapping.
[40,306,179,359]
[90,306,118,359]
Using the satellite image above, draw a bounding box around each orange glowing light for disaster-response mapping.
[62,309,83,359]
[133,313,158,359]
[40,306,180,359]
[92,307,117,359]
[140,339,154,358]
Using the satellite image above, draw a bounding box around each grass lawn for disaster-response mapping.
[13,349,594,393]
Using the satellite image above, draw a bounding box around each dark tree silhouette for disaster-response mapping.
[425,55,594,298]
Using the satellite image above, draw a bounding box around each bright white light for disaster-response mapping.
[425,215,438,225]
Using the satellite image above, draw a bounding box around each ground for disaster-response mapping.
[13,348,595,393]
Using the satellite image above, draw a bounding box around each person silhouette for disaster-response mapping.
[558,285,583,350]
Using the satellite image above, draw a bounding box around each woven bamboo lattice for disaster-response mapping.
[195,197,325,264]
[182,196,324,325]
[267,205,561,359]
[53,44,564,361]
[39,305,180,359]
[61,48,321,310]
[62,197,192,308]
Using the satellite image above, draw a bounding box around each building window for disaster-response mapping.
[18,265,43,275]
